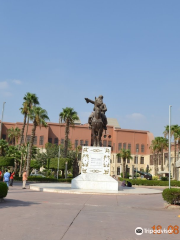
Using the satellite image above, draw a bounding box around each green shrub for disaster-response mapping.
[152,176,159,180]
[119,178,180,187]
[0,157,14,167]
[14,176,72,183]
[162,188,180,204]
[161,177,168,181]
[0,182,8,198]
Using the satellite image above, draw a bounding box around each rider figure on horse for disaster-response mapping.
[85,95,107,130]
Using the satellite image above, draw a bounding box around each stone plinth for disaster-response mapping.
[72,146,117,191]
[71,173,118,191]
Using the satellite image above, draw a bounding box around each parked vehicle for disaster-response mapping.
[30,173,46,178]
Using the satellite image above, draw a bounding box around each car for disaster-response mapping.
[30,173,46,178]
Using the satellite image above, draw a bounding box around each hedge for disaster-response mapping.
[162,188,180,205]
[0,182,8,198]
[119,178,180,187]
[0,157,14,167]
[14,176,72,183]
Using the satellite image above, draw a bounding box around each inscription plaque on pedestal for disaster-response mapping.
[81,146,111,175]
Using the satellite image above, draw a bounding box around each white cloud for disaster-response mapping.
[3,91,12,97]
[12,79,22,85]
[0,81,8,89]
[126,113,146,120]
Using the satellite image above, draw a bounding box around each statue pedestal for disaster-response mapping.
[71,173,118,191]
[71,146,118,191]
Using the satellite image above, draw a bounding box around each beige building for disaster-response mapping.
[1,119,180,179]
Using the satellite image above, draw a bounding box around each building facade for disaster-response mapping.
[1,120,180,179]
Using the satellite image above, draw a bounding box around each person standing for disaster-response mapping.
[0,169,2,181]
[22,170,27,189]
[3,169,10,188]
[9,171,15,186]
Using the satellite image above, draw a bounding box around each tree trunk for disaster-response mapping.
[123,158,126,178]
[25,115,30,145]
[27,122,36,176]
[14,159,17,174]
[19,154,23,177]
[20,114,27,147]
[161,148,163,171]
[64,120,69,158]
[153,153,156,175]
[154,153,158,176]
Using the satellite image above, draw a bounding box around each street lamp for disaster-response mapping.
[65,161,68,179]
[0,102,6,139]
[57,144,60,179]
[136,148,138,179]
[169,105,172,189]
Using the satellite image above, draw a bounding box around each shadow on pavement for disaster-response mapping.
[0,199,41,208]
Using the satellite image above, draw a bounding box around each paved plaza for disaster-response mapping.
[29,182,163,195]
[0,182,180,240]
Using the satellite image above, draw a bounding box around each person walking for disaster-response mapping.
[9,171,15,186]
[3,169,10,188]
[0,169,2,181]
[22,170,27,189]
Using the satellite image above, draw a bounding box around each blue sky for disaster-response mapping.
[0,0,180,137]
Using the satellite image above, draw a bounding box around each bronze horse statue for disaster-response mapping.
[91,106,103,147]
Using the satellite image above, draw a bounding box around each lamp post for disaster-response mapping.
[136,148,138,178]
[0,102,6,139]
[169,105,172,189]
[65,161,68,179]
[57,145,60,179]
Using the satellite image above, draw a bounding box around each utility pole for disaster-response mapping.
[136,148,138,179]
[57,145,60,179]
[65,162,67,179]
[169,105,172,189]
[0,102,6,139]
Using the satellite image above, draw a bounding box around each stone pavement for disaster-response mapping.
[0,182,180,240]
[30,182,163,195]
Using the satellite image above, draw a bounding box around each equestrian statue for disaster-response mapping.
[85,95,108,147]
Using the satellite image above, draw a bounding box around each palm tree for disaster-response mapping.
[7,127,16,145]
[19,102,28,146]
[26,106,50,176]
[19,93,39,146]
[7,127,21,146]
[14,127,21,145]
[117,149,132,178]
[154,137,168,171]
[171,125,180,180]
[23,93,39,144]
[164,125,180,180]
[150,139,159,176]
[59,107,79,158]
